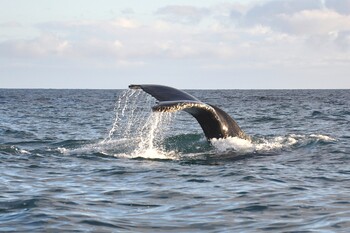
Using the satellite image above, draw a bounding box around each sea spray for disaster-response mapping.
[103,89,154,141]
[132,112,176,159]
[104,89,141,142]
[102,89,176,159]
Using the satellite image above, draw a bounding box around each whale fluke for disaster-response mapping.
[129,84,249,141]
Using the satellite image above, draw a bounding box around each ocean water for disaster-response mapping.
[0,88,349,232]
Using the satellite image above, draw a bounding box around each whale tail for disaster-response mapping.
[129,84,249,140]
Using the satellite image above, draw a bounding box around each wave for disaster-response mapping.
[0,144,31,156]
[0,127,38,142]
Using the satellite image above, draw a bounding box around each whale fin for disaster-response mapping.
[129,84,199,102]
[129,84,249,140]
[152,100,230,139]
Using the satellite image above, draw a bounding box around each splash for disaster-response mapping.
[101,89,176,160]
[127,111,177,160]
[56,89,337,160]
[211,137,254,154]
[211,134,336,154]
[103,89,145,142]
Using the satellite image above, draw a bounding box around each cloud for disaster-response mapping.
[278,9,350,35]
[241,0,322,27]
[335,31,350,50]
[229,0,349,36]
[156,5,210,24]
[0,34,70,58]
[0,21,23,28]
[1,1,350,78]
[1,14,348,69]
[111,18,139,29]
[121,8,135,15]
[325,0,350,15]
[216,0,350,52]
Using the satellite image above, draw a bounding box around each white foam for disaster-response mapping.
[211,137,254,153]
[210,134,335,154]
[57,147,69,155]
[19,149,31,155]
[309,134,336,142]
[117,148,177,160]
[254,136,298,152]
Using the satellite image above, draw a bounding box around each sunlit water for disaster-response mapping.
[1,89,349,232]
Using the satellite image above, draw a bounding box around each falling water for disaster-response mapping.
[103,89,142,142]
[103,89,176,159]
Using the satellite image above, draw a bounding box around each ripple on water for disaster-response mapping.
[1,89,350,232]
[0,198,37,213]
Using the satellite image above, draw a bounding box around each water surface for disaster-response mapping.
[1,89,349,232]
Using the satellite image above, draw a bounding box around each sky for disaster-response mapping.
[1,0,350,89]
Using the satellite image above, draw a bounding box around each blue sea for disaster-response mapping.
[1,88,349,232]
